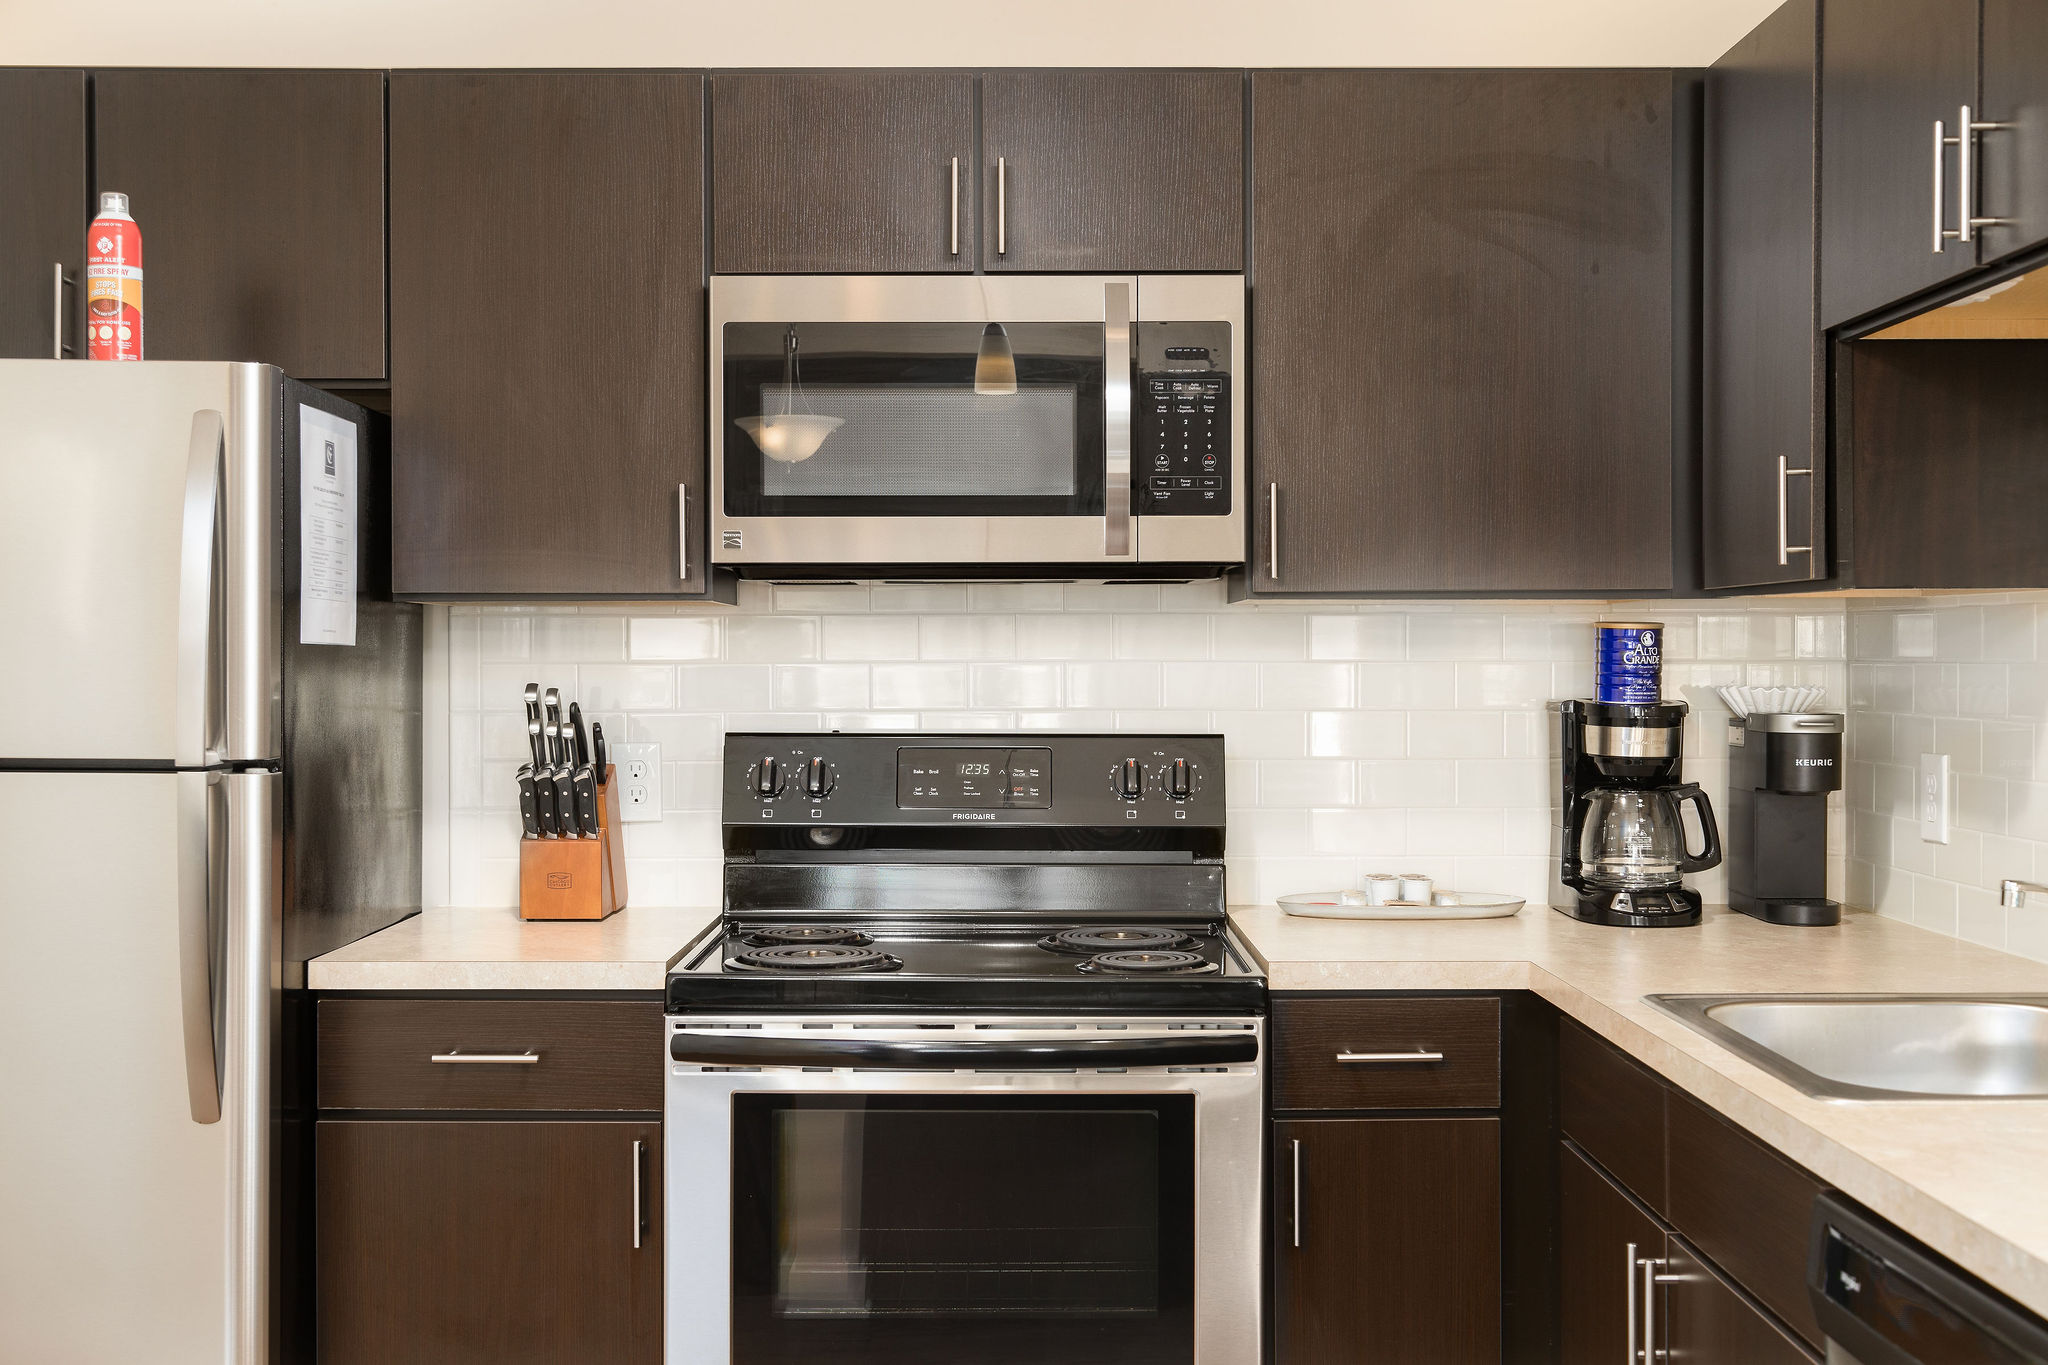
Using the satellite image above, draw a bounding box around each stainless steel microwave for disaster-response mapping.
[709,275,1244,575]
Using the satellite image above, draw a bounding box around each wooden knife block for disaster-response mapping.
[519,766,629,921]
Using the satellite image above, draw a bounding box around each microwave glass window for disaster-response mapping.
[730,1094,1195,1365]
[723,322,1106,519]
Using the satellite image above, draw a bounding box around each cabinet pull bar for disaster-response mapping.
[1959,105,2018,242]
[52,264,76,359]
[631,1137,645,1250]
[949,157,960,257]
[1777,458,1813,566]
[997,156,1007,256]
[1934,119,1958,252]
[1335,1049,1445,1064]
[1268,483,1279,582]
[1290,1137,1303,1249]
[429,1051,539,1064]
[1640,1254,1669,1362]
[677,483,689,580]
[1625,1241,1640,1364]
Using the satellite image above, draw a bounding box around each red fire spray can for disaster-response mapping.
[86,191,144,360]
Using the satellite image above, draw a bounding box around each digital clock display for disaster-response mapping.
[897,748,1052,809]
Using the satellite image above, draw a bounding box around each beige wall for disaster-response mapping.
[4,0,1781,69]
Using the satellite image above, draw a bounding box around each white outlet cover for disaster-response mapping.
[1919,752,1950,844]
[612,742,662,823]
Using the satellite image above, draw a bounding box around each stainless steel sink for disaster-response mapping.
[1645,994,2048,1100]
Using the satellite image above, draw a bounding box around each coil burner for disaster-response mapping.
[1076,949,1218,975]
[726,945,904,974]
[741,925,873,948]
[1036,927,1197,956]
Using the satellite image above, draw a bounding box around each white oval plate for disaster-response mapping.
[1276,890,1526,921]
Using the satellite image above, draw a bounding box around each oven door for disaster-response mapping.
[664,1016,1262,1365]
[709,276,1137,567]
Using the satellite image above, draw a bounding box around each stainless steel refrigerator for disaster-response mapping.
[0,360,421,1364]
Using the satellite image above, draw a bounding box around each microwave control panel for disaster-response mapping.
[1135,322,1232,517]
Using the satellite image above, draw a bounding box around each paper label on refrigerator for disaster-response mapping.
[298,404,357,646]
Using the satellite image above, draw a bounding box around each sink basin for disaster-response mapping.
[1645,994,2048,1100]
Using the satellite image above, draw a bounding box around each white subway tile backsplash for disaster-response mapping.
[531,614,626,660]
[1406,613,1503,660]
[1165,661,1259,710]
[677,664,775,711]
[1260,662,1354,709]
[1015,614,1118,660]
[971,663,1063,709]
[1309,614,1405,661]
[1114,614,1211,660]
[1306,711,1404,759]
[629,617,720,660]
[1261,759,1359,808]
[871,664,971,710]
[920,615,1017,659]
[1066,662,1162,709]
[575,664,674,711]
[775,665,871,710]
[1408,711,1504,758]
[726,615,820,661]
[1212,613,1308,660]
[822,615,920,660]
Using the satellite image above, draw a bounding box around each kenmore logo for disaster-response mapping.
[1795,758,1835,767]
[951,812,998,821]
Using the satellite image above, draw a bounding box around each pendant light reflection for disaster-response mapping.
[973,322,1018,396]
[736,326,843,463]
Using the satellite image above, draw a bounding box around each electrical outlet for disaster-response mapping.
[1919,752,1950,844]
[611,742,662,822]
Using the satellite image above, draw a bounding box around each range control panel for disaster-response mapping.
[1135,323,1232,517]
[724,732,1226,828]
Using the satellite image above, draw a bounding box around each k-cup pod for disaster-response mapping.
[1362,874,1401,905]
[1398,873,1434,903]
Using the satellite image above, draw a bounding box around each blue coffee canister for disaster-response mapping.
[1594,621,1663,704]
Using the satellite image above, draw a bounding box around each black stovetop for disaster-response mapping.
[666,916,1266,1013]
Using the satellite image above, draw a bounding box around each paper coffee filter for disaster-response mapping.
[1714,685,1826,718]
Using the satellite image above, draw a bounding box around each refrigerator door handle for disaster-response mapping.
[175,770,223,1124]
[224,768,279,1365]
[178,410,226,769]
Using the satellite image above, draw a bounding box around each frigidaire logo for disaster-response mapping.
[951,812,998,821]
[1794,758,1834,767]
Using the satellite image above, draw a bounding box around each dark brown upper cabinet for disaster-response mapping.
[389,71,716,599]
[1981,0,2048,261]
[92,70,386,380]
[1703,0,1827,590]
[711,72,975,274]
[980,70,1243,272]
[1247,70,1677,595]
[0,69,87,361]
[1819,0,1981,328]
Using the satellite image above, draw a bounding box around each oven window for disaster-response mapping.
[731,1094,1195,1365]
[721,322,1107,518]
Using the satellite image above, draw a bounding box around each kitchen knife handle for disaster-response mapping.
[517,770,541,839]
[534,772,559,837]
[569,702,591,768]
[592,722,609,781]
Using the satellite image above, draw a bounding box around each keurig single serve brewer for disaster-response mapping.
[1551,699,1723,927]
[1725,712,1844,925]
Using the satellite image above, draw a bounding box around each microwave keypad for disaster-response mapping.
[1139,375,1231,515]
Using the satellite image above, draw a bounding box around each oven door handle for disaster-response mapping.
[668,1031,1257,1069]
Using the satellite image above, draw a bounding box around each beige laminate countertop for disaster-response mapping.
[1229,902,2048,1316]
[307,905,720,992]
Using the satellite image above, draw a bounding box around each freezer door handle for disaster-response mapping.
[178,410,226,769]
[175,770,222,1125]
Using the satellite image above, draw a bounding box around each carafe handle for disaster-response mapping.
[1673,782,1723,874]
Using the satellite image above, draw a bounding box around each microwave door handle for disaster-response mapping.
[1103,281,1132,558]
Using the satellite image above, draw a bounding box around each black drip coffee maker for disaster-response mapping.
[1551,700,1722,928]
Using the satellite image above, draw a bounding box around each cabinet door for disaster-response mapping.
[1659,1235,1819,1365]
[980,70,1243,272]
[710,72,973,273]
[317,1120,661,1364]
[1248,71,1675,594]
[1704,0,1827,589]
[1273,1117,1501,1365]
[92,70,386,380]
[1819,0,1981,328]
[0,69,86,360]
[389,71,709,597]
[1559,1142,1664,1365]
[1981,0,2048,261]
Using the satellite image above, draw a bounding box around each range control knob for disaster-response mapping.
[1169,757,1193,800]
[1117,757,1145,801]
[802,756,836,799]
[754,756,784,798]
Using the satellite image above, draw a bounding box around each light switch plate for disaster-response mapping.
[1919,752,1950,844]
[612,742,662,822]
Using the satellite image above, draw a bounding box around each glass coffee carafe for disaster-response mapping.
[1578,782,1722,890]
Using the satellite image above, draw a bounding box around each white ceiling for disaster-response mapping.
[1,0,1788,70]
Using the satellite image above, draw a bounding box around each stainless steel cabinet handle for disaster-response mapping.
[430,1051,540,1064]
[1335,1050,1446,1064]
[1103,281,1132,557]
[631,1137,645,1250]
[1958,104,2017,243]
[997,156,1008,256]
[51,263,75,358]
[949,157,960,257]
[1640,1254,1673,1362]
[1267,483,1280,582]
[677,483,689,580]
[1776,457,1813,566]
[1625,1241,1640,1364]
[1290,1138,1303,1248]
[1934,118,1955,252]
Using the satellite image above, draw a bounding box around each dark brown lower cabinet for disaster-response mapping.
[317,1120,661,1364]
[1558,1142,1663,1365]
[1273,1117,1501,1365]
[1659,1235,1818,1365]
